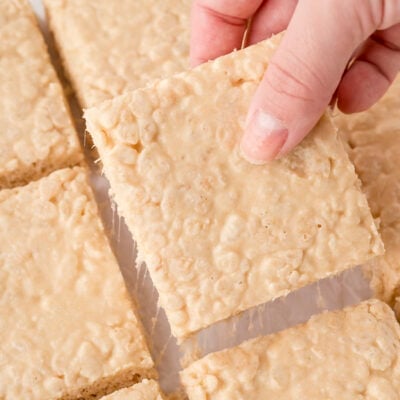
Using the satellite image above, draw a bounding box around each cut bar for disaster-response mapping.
[85,36,383,339]
[334,75,400,305]
[0,0,82,188]
[181,300,400,399]
[44,0,190,107]
[0,167,154,399]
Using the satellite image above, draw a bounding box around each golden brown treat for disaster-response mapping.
[334,75,400,305]
[0,167,154,399]
[100,380,163,400]
[44,0,190,107]
[395,297,400,321]
[0,0,82,189]
[181,300,400,399]
[85,36,383,340]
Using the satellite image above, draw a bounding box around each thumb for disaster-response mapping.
[240,0,377,163]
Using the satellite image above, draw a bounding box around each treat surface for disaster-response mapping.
[334,75,400,305]
[181,300,400,399]
[86,37,383,339]
[0,167,153,399]
[0,0,82,188]
[44,0,190,107]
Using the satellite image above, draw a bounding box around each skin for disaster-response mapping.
[190,0,400,163]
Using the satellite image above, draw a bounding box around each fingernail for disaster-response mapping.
[240,109,288,164]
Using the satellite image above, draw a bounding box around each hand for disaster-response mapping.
[190,0,400,163]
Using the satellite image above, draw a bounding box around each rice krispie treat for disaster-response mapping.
[44,0,190,107]
[0,0,82,189]
[181,300,400,399]
[85,36,383,340]
[334,75,400,305]
[0,167,154,399]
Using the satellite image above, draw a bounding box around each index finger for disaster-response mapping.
[190,0,263,66]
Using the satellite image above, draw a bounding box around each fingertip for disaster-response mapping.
[189,56,208,68]
[337,60,392,113]
[338,33,400,113]
[190,1,258,68]
[247,0,297,45]
[240,109,289,164]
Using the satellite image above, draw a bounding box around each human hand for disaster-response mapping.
[190,0,400,163]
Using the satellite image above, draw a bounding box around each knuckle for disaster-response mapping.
[340,1,382,40]
[265,56,330,105]
[375,0,400,28]
[371,30,400,53]
[351,0,400,34]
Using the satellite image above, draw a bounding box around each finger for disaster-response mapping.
[190,0,263,66]
[338,24,400,113]
[240,0,382,164]
[248,0,298,45]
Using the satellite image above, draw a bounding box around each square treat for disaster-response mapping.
[181,300,400,399]
[85,37,383,340]
[0,167,154,399]
[0,0,82,189]
[44,0,190,107]
[334,75,400,304]
[101,380,163,400]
